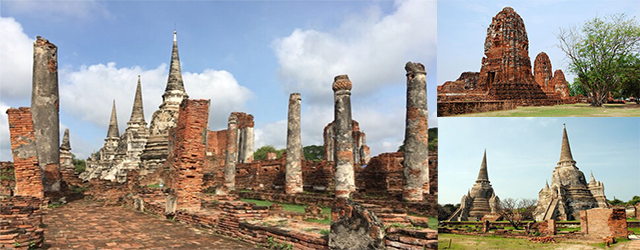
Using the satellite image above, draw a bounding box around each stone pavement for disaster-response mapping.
[43,199,264,249]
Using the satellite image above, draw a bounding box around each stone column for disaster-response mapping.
[31,36,61,192]
[285,93,303,194]
[403,61,428,201]
[332,75,355,199]
[223,113,238,193]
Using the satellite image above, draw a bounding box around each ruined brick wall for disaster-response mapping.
[437,100,518,116]
[6,108,44,198]
[1,161,15,196]
[234,158,334,192]
[302,160,334,192]
[580,208,628,238]
[0,196,44,249]
[206,129,228,156]
[358,152,404,196]
[428,149,437,196]
[203,129,227,191]
[165,99,210,211]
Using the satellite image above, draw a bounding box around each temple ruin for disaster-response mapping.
[534,124,609,221]
[437,7,575,116]
[3,32,436,249]
[448,150,500,221]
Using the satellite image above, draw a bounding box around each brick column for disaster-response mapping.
[31,36,61,193]
[285,93,303,194]
[332,75,355,199]
[170,99,209,211]
[403,61,429,201]
[6,108,44,198]
[223,113,238,193]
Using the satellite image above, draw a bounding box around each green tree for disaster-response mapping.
[628,195,640,206]
[569,79,588,97]
[303,145,324,162]
[557,13,640,106]
[608,197,625,206]
[254,145,285,161]
[71,154,86,173]
[438,203,460,221]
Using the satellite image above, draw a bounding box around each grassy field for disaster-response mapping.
[437,233,622,250]
[455,103,640,117]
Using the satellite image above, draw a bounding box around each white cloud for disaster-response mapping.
[0,102,12,161]
[0,17,33,101]
[272,0,437,104]
[60,62,253,135]
[184,70,253,130]
[255,119,287,150]
[3,0,110,20]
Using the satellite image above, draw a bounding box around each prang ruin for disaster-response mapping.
[437,7,576,116]
[1,33,437,249]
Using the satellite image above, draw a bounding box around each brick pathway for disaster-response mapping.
[43,199,264,249]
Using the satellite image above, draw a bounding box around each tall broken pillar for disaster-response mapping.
[31,36,61,193]
[403,61,429,201]
[166,99,209,211]
[6,108,44,198]
[285,93,303,194]
[329,75,385,250]
[222,113,238,194]
[332,75,355,199]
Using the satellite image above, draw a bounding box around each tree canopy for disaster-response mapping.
[557,13,640,106]
[303,145,324,162]
[254,145,285,161]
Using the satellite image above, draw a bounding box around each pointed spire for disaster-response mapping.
[165,30,186,93]
[558,124,576,164]
[128,75,146,124]
[107,100,119,138]
[60,128,71,151]
[590,170,595,183]
[476,149,489,182]
[545,180,549,189]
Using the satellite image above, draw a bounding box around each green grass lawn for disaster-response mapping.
[438,233,607,250]
[455,103,640,117]
[241,198,332,225]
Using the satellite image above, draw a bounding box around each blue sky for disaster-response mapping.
[438,0,640,85]
[438,117,640,204]
[0,0,437,161]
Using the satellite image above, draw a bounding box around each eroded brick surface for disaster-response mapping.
[43,199,262,249]
[165,99,210,211]
[580,208,628,238]
[0,196,44,249]
[6,107,44,198]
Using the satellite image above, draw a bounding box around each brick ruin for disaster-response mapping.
[4,31,436,249]
[534,124,609,221]
[437,7,575,116]
[580,208,628,238]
